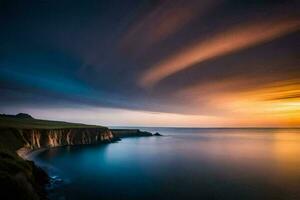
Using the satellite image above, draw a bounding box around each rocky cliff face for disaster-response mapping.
[18,128,114,150]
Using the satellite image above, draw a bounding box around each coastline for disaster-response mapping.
[16,128,158,160]
[0,114,159,200]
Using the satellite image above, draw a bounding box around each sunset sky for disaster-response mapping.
[0,0,299,127]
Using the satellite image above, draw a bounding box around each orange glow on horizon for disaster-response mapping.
[179,79,300,127]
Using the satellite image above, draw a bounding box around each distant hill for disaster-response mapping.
[1,113,34,119]
[0,113,104,129]
[15,113,34,119]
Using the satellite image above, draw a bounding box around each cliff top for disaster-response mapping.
[1,113,34,119]
[0,114,105,129]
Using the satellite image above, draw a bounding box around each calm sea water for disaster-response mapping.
[33,128,300,200]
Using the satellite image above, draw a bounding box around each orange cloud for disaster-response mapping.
[140,17,300,87]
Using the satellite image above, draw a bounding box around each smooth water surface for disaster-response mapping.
[34,128,300,200]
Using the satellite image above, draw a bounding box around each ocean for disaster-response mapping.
[32,128,300,200]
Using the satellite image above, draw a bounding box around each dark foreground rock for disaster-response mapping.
[154,132,162,136]
[0,150,49,200]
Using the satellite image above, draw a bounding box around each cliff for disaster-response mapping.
[19,128,114,149]
[0,114,158,200]
[0,114,115,200]
[111,129,153,138]
[0,114,117,153]
[0,127,115,200]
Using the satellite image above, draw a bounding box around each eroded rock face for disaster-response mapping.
[18,128,114,149]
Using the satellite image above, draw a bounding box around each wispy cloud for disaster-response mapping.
[140,17,300,87]
[120,0,219,56]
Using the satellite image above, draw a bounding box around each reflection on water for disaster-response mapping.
[34,128,300,200]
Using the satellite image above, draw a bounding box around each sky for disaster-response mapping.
[0,0,299,127]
